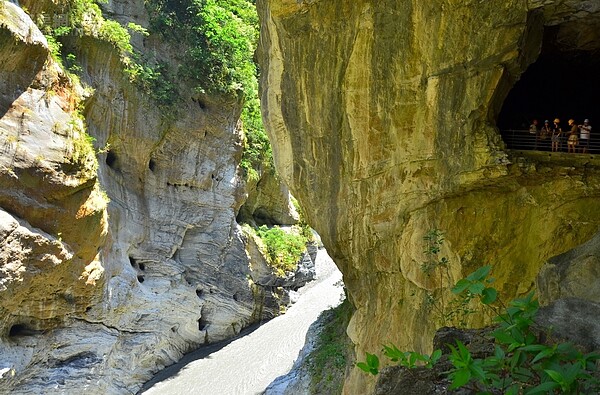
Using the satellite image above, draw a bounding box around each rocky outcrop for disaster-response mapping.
[0,1,312,394]
[246,228,316,289]
[536,231,600,352]
[0,1,108,341]
[257,0,600,393]
[238,164,299,226]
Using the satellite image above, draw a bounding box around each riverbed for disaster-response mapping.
[140,250,344,395]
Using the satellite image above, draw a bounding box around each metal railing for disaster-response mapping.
[500,129,598,154]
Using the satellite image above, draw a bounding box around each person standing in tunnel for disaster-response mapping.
[579,119,592,153]
[567,119,578,153]
[530,119,539,149]
[551,118,562,152]
[540,120,551,149]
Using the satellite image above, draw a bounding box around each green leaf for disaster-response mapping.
[383,344,403,362]
[456,340,471,360]
[544,369,564,383]
[452,279,471,294]
[494,345,505,359]
[481,287,497,304]
[466,265,491,282]
[408,352,418,367]
[468,282,485,295]
[493,330,515,345]
[519,344,548,352]
[430,349,442,364]
[366,352,380,370]
[470,362,486,380]
[356,362,372,374]
[449,368,471,389]
[525,381,560,395]
[532,347,555,364]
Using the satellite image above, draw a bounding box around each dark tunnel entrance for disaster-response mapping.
[498,19,600,152]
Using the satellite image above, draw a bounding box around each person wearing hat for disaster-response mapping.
[567,119,578,153]
[579,119,592,153]
[551,118,562,152]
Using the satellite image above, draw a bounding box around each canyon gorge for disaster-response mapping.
[2,0,600,394]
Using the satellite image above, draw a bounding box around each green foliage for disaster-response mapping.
[124,59,177,106]
[145,0,271,175]
[307,300,354,394]
[68,110,98,177]
[383,344,442,369]
[240,95,272,180]
[254,225,309,274]
[292,198,314,241]
[356,353,380,375]
[357,264,600,394]
[45,34,63,63]
[145,0,258,97]
[421,230,485,327]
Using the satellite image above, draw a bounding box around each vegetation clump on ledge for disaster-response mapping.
[249,224,311,276]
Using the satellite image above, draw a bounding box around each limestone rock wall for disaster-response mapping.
[0,1,307,394]
[257,0,600,393]
[0,2,108,341]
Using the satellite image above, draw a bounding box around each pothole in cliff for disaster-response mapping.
[498,15,600,153]
[198,316,209,331]
[105,150,120,171]
[8,324,40,338]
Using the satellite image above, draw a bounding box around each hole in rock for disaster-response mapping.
[498,20,600,152]
[138,262,145,271]
[9,324,31,337]
[148,159,156,172]
[196,288,203,298]
[129,256,136,267]
[105,150,118,169]
[137,275,145,283]
[232,293,239,301]
[198,317,209,331]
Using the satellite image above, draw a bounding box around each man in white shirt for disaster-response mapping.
[579,119,592,153]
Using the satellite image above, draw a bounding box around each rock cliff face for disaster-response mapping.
[0,1,310,394]
[257,0,600,393]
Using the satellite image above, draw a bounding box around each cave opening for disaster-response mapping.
[8,324,33,337]
[498,18,600,151]
[105,150,118,169]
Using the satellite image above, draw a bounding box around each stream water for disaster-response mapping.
[140,249,344,395]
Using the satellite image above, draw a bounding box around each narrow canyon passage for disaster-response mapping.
[139,249,344,395]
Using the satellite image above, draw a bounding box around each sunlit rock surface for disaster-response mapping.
[257,0,600,392]
[0,1,307,393]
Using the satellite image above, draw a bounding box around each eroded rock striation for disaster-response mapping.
[257,0,600,392]
[0,1,312,394]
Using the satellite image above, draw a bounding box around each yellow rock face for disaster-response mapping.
[0,3,108,334]
[257,0,600,392]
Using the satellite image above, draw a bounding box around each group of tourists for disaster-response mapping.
[529,118,593,153]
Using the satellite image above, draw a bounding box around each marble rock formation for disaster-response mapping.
[257,0,600,392]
